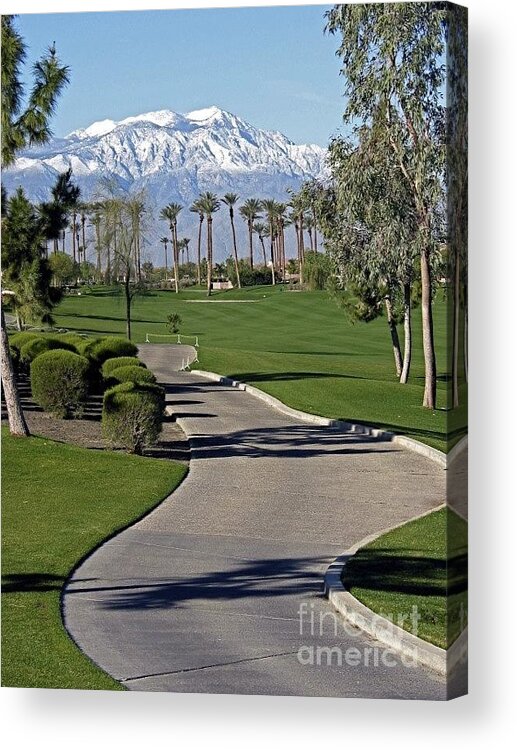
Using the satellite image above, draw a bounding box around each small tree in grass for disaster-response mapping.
[166,312,182,334]
[102,381,165,454]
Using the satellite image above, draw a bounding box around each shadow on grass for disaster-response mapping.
[345,549,468,597]
[226,371,369,383]
[2,573,65,593]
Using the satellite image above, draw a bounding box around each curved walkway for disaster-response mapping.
[63,345,448,699]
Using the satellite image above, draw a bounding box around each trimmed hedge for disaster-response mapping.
[101,356,146,379]
[108,365,156,386]
[20,336,76,366]
[102,381,165,454]
[84,337,138,365]
[30,349,90,418]
[54,332,90,351]
[9,332,43,365]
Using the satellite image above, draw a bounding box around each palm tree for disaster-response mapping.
[160,202,183,293]
[262,199,281,286]
[160,236,169,282]
[253,222,268,267]
[89,204,103,280]
[289,190,307,285]
[197,192,220,296]
[222,192,241,289]
[190,199,204,286]
[239,198,261,269]
[79,202,89,264]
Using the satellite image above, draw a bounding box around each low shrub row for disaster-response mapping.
[9,330,165,454]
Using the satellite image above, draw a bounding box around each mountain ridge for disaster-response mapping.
[2,106,328,262]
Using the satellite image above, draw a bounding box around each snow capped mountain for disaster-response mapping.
[2,106,328,262]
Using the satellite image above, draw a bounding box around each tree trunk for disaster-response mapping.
[1,308,30,437]
[207,217,213,297]
[95,221,102,278]
[421,247,437,409]
[72,216,77,263]
[298,220,305,285]
[230,213,241,288]
[172,224,179,294]
[463,285,468,383]
[197,216,203,286]
[384,295,403,378]
[248,222,254,269]
[399,281,412,384]
[82,219,86,261]
[259,237,267,266]
[313,207,318,251]
[451,246,461,407]
[269,235,276,286]
[124,274,132,340]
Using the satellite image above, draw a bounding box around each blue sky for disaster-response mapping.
[17,5,346,147]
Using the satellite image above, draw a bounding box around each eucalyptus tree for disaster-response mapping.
[197,192,220,296]
[326,130,419,382]
[222,193,241,288]
[102,193,147,339]
[190,199,205,286]
[160,236,169,282]
[1,16,70,436]
[253,222,268,267]
[326,2,447,408]
[160,202,183,293]
[239,198,262,269]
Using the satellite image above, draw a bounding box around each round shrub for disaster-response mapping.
[84,336,138,365]
[102,381,165,454]
[108,365,156,386]
[74,336,98,356]
[9,332,43,365]
[20,336,76,366]
[30,349,90,418]
[101,356,146,379]
[54,332,90,352]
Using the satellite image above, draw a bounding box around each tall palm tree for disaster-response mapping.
[289,191,307,285]
[222,192,241,288]
[160,236,169,282]
[197,192,220,296]
[79,202,89,264]
[190,199,204,286]
[89,204,103,280]
[160,202,183,293]
[239,198,261,269]
[253,222,268,267]
[183,237,191,266]
[262,199,281,286]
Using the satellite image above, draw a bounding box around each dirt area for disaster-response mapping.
[2,373,190,463]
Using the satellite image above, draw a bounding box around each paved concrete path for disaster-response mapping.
[64,345,449,699]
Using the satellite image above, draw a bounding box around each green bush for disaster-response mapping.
[9,332,43,365]
[101,356,146,379]
[108,365,156,386]
[54,332,90,352]
[102,382,165,454]
[85,337,138,365]
[20,336,76,366]
[74,336,97,356]
[30,349,90,418]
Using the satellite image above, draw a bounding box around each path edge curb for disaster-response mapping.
[323,506,468,677]
[190,369,457,468]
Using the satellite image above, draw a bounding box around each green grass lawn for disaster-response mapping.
[345,507,468,649]
[1,428,187,689]
[49,284,466,451]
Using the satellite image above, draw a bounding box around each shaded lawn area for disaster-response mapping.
[1,428,187,689]
[345,507,468,649]
[50,285,466,452]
